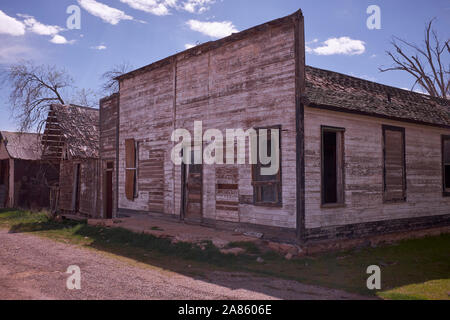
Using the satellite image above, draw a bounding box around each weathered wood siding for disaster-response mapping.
[58,161,74,212]
[13,160,52,209]
[78,160,100,217]
[99,94,119,217]
[58,159,100,217]
[100,94,119,160]
[119,61,175,215]
[118,20,298,229]
[304,106,450,229]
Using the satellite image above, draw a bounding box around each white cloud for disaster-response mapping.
[78,0,134,25]
[120,0,172,16]
[182,0,215,14]
[186,19,238,38]
[0,10,26,36]
[17,14,64,36]
[91,45,107,50]
[184,43,195,49]
[50,35,74,44]
[308,37,365,56]
[119,0,215,16]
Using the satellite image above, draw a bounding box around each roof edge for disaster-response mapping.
[307,102,450,129]
[99,92,119,104]
[116,9,303,81]
[50,103,99,112]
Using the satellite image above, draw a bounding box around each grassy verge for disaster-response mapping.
[1,209,449,299]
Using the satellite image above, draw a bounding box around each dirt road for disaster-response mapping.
[0,229,367,300]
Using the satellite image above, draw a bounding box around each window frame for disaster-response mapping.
[320,125,346,207]
[442,135,450,197]
[382,124,407,203]
[251,125,282,207]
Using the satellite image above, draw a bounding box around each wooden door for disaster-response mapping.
[183,151,203,220]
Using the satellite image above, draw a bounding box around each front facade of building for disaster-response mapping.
[99,10,450,243]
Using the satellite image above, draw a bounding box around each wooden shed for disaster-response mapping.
[99,10,449,244]
[0,131,55,209]
[42,104,101,217]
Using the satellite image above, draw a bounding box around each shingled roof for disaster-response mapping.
[0,131,41,161]
[305,66,450,128]
[42,104,99,160]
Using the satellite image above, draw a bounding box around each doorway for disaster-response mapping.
[104,162,113,219]
[0,160,9,208]
[182,150,203,221]
[72,163,81,213]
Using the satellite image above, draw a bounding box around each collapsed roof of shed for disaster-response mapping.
[42,104,99,160]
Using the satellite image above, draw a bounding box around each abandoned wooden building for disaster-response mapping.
[42,104,100,217]
[97,10,449,243]
[0,131,53,209]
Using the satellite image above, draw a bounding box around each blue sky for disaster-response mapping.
[0,0,449,131]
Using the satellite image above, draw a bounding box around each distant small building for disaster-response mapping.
[42,104,100,217]
[0,131,55,209]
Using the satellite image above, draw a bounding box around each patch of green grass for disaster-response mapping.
[150,226,164,231]
[226,241,261,254]
[1,209,449,299]
[378,279,450,300]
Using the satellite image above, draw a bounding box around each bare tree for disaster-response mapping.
[70,88,100,109]
[100,61,133,95]
[2,60,99,132]
[379,19,449,99]
[3,61,72,132]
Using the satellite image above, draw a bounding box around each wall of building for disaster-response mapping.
[99,94,119,218]
[304,106,450,234]
[13,159,51,209]
[118,18,299,229]
[58,159,100,217]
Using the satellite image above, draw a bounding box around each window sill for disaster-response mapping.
[443,191,450,197]
[321,203,346,209]
[253,202,283,208]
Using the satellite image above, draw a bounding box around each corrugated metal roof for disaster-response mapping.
[0,131,42,160]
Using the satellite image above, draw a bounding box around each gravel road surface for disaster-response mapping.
[0,229,368,300]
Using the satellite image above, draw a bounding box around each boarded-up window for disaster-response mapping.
[139,148,165,212]
[383,125,406,202]
[321,126,345,205]
[442,135,450,196]
[252,126,282,206]
[125,139,137,200]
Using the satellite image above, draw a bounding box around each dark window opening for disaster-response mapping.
[323,131,337,203]
[321,126,345,205]
[445,165,450,189]
[443,135,450,196]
